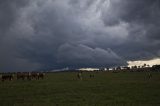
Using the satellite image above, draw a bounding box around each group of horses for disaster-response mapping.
[0,72,45,81]
[76,71,153,80]
[77,72,95,80]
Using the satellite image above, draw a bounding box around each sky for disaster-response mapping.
[0,0,160,72]
[128,58,160,67]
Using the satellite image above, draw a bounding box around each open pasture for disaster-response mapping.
[0,72,160,106]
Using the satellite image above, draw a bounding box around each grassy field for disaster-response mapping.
[0,72,160,106]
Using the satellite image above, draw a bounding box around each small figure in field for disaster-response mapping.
[90,74,94,78]
[148,73,152,79]
[17,72,25,80]
[145,73,152,80]
[77,72,82,80]
[39,73,45,79]
[31,72,40,80]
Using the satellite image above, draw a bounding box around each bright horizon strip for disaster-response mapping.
[127,58,160,67]
[78,68,99,71]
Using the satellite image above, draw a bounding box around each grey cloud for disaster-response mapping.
[57,43,126,68]
[0,0,160,72]
[100,0,160,60]
[0,0,30,37]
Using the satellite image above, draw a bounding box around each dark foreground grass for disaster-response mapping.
[0,72,160,106]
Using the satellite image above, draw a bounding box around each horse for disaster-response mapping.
[1,74,14,81]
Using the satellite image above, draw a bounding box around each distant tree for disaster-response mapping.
[134,65,137,69]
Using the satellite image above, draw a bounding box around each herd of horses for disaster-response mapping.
[76,71,153,80]
[0,72,45,81]
[1,71,154,82]
[77,72,95,80]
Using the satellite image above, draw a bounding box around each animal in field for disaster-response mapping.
[17,72,25,80]
[145,73,152,80]
[17,72,31,80]
[77,72,82,80]
[31,72,40,80]
[39,73,45,79]
[24,72,31,80]
[89,74,94,78]
[16,72,45,80]
[147,73,152,79]
[1,74,14,81]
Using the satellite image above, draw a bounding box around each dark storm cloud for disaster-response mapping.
[98,0,160,59]
[0,0,30,36]
[0,0,40,71]
[57,43,125,68]
[0,0,160,72]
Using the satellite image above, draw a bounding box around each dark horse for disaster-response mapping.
[1,74,14,81]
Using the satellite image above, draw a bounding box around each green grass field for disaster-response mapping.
[0,72,160,106]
